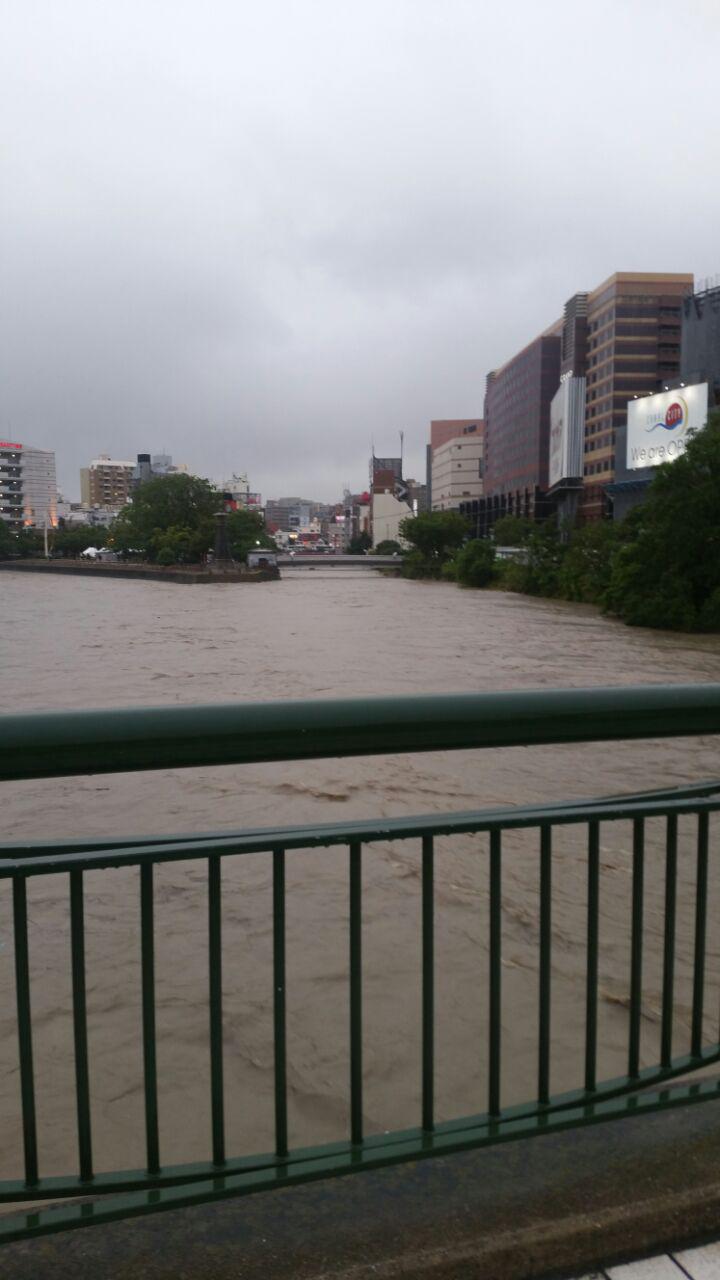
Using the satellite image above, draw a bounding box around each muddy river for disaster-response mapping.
[2,569,720,1179]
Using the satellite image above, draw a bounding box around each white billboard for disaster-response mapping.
[626,383,708,470]
[548,375,585,488]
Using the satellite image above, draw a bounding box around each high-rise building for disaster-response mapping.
[478,327,562,533]
[463,271,693,534]
[0,441,57,530]
[81,456,134,508]
[581,272,692,519]
[681,281,720,406]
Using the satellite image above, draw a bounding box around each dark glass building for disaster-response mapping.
[682,283,720,405]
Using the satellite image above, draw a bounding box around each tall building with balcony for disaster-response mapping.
[80,456,134,509]
[0,441,57,529]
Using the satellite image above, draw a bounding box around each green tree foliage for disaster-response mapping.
[492,515,535,546]
[110,474,219,561]
[398,512,469,578]
[400,511,469,558]
[402,549,443,579]
[606,412,720,630]
[347,532,372,554]
[374,540,403,555]
[15,528,45,558]
[53,525,108,557]
[226,508,275,561]
[0,520,16,558]
[558,521,618,603]
[452,538,496,587]
[498,522,564,597]
[151,525,199,564]
[109,475,273,564]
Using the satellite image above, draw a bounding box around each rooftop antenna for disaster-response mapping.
[399,429,404,478]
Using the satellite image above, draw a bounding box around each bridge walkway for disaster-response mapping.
[577,1239,720,1277]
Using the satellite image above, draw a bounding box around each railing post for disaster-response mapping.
[70,870,93,1181]
[208,856,225,1166]
[12,877,38,1186]
[692,812,709,1057]
[273,848,288,1159]
[538,826,552,1106]
[422,835,434,1133]
[349,842,363,1145]
[488,830,502,1118]
[585,821,600,1093]
[628,819,645,1080]
[141,864,160,1175]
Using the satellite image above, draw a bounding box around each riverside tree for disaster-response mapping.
[398,511,469,577]
[0,519,15,558]
[606,410,720,630]
[450,537,496,587]
[110,474,273,563]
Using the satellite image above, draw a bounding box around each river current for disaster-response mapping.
[2,569,720,1180]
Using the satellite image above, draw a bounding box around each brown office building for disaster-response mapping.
[480,327,562,526]
[581,272,692,519]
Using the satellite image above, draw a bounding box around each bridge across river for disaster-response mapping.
[276,553,400,569]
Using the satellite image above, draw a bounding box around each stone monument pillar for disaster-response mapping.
[211,511,235,573]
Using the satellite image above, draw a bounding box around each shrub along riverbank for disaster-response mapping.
[400,410,720,632]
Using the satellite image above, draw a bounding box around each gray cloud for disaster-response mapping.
[2,0,718,500]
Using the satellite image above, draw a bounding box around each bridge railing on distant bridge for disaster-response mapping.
[276,553,400,567]
[1,686,720,1243]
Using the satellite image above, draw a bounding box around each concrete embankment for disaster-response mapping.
[4,1094,720,1280]
[0,559,279,583]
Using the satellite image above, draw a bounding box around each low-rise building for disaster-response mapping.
[370,467,413,547]
[133,453,189,488]
[431,434,484,511]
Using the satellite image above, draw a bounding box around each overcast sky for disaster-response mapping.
[2,0,718,502]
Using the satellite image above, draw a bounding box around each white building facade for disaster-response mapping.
[0,440,57,529]
[371,489,414,547]
[431,436,484,511]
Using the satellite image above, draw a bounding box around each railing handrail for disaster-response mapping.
[2,682,720,1245]
[1,683,720,782]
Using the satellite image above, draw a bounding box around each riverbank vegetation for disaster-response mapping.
[110,474,274,563]
[400,411,720,632]
[0,474,276,566]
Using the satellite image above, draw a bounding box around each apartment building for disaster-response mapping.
[80,456,134,508]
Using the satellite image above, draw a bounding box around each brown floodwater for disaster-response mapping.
[2,568,720,1182]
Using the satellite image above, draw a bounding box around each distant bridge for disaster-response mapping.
[276,554,400,570]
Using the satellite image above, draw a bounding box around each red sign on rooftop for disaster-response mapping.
[0,442,22,450]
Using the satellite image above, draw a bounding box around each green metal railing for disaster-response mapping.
[0,685,719,1243]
